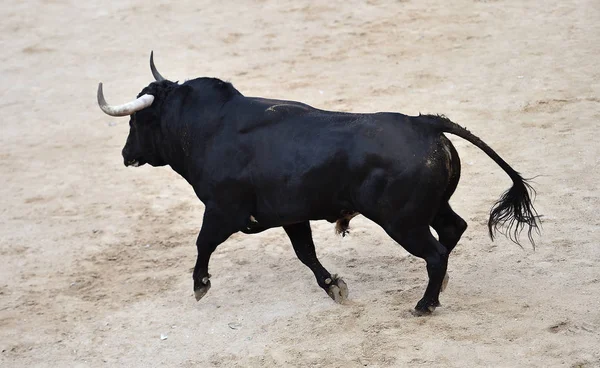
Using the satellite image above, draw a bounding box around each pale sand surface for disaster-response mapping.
[1,1,599,366]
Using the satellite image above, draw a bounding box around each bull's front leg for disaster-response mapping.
[192,208,236,301]
[283,221,349,303]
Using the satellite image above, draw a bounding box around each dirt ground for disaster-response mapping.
[1,0,599,367]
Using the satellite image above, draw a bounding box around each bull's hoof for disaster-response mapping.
[440,273,450,293]
[412,298,441,316]
[325,274,349,304]
[194,277,211,301]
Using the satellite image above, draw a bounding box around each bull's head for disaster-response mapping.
[97,51,171,167]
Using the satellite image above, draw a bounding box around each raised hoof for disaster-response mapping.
[194,277,211,301]
[326,275,349,304]
[440,273,450,293]
[413,299,440,316]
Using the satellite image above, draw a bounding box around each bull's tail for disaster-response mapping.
[422,114,541,246]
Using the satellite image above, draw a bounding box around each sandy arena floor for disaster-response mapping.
[1,0,599,366]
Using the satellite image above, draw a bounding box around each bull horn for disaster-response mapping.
[150,50,166,82]
[97,82,154,117]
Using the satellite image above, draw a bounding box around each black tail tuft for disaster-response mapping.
[488,174,541,248]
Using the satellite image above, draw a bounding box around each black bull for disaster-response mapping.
[97,53,540,315]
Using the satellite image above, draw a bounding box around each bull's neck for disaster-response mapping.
[159,121,200,184]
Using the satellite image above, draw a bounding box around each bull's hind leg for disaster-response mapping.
[431,203,467,255]
[284,222,349,303]
[385,225,448,315]
[430,203,467,292]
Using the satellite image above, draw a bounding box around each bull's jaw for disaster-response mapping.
[124,159,145,167]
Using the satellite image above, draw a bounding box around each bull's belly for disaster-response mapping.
[251,189,354,227]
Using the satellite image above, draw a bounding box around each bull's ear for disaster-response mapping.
[160,85,193,117]
[169,84,193,102]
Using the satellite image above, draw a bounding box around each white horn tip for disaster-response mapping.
[97,82,154,117]
[97,82,108,108]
